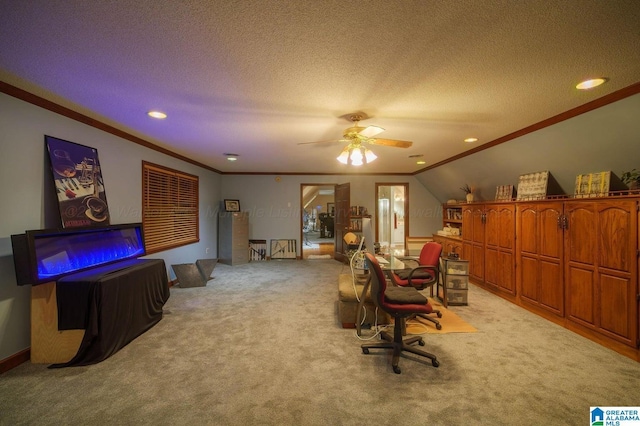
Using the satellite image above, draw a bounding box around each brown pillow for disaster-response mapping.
[384,287,427,304]
[395,269,433,281]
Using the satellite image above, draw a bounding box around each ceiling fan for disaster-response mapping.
[298,114,412,166]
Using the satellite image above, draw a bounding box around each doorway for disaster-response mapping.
[300,184,335,259]
[375,183,409,256]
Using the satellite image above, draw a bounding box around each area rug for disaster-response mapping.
[403,298,477,334]
[307,254,332,259]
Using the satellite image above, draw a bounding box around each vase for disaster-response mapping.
[466,193,474,203]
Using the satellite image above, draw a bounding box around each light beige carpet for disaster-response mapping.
[404,298,477,334]
[307,254,332,259]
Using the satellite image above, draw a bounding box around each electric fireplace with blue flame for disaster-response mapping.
[11,223,146,286]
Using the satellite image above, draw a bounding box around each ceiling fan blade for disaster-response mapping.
[297,139,345,146]
[369,138,413,148]
[358,125,385,138]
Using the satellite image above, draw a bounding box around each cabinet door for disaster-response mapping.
[538,203,564,314]
[485,204,515,295]
[472,207,485,244]
[518,204,539,303]
[597,201,637,344]
[517,202,564,316]
[462,204,485,282]
[565,200,637,347]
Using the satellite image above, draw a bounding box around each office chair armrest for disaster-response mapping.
[405,265,438,287]
[395,255,419,261]
[394,256,419,268]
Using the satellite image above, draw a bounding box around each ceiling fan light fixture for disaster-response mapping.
[350,147,364,166]
[364,147,377,163]
[336,145,377,166]
[336,147,350,164]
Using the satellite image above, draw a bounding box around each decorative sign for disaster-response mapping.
[45,135,110,228]
[516,171,563,201]
[574,171,625,198]
[270,239,297,259]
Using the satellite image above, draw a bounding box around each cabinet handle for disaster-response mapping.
[558,215,568,230]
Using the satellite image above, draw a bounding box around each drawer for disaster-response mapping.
[447,289,468,305]
[445,276,468,289]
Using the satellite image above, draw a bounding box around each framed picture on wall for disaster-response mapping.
[224,199,240,212]
[45,135,111,228]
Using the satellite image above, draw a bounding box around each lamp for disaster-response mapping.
[336,144,377,166]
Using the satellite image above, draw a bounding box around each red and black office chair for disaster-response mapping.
[361,252,439,374]
[389,241,443,329]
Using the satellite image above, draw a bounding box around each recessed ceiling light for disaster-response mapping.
[464,137,478,143]
[416,160,426,165]
[147,110,167,119]
[224,153,239,161]
[576,78,608,90]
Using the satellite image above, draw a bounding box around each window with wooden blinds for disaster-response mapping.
[142,161,199,253]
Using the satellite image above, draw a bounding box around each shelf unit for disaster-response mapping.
[443,203,463,231]
[348,215,371,232]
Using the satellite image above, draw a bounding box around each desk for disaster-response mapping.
[50,258,169,367]
[355,255,407,336]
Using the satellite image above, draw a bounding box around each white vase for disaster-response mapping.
[466,193,474,203]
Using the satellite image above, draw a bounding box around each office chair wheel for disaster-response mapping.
[418,339,425,346]
[432,359,440,367]
[362,348,370,354]
[436,312,443,318]
[436,323,442,330]
[393,366,401,374]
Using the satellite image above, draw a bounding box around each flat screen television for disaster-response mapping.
[11,223,146,285]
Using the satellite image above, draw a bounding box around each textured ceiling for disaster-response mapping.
[1,1,639,174]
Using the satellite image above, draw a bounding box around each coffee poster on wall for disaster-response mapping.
[45,135,110,228]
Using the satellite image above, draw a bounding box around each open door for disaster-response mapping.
[334,182,350,262]
[300,184,335,259]
[375,183,408,256]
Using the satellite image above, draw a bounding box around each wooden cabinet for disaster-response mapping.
[453,196,639,361]
[564,200,638,348]
[432,235,463,258]
[516,202,565,317]
[218,211,249,265]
